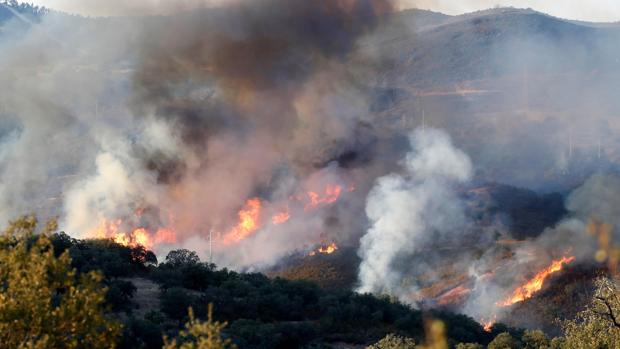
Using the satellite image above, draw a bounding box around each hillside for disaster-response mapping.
[2,3,620,348]
[374,7,619,86]
[361,8,620,191]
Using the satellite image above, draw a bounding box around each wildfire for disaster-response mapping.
[497,256,576,307]
[222,198,262,244]
[91,183,348,250]
[220,184,346,244]
[272,207,290,225]
[89,219,178,250]
[91,219,122,238]
[305,185,343,210]
[309,242,339,256]
[482,315,497,332]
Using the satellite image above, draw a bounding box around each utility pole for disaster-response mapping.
[209,230,213,264]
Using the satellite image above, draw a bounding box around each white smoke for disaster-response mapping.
[357,127,472,300]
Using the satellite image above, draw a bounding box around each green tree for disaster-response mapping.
[366,333,416,349]
[488,332,521,349]
[522,330,549,349]
[561,277,620,348]
[0,216,121,349]
[163,304,236,349]
[165,249,200,267]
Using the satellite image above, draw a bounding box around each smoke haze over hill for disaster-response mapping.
[2,1,620,333]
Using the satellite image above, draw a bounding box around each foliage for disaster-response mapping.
[106,279,138,312]
[166,249,201,267]
[487,332,521,349]
[0,216,121,349]
[119,316,165,349]
[51,234,157,279]
[560,277,620,348]
[455,343,483,349]
[163,305,236,349]
[152,249,218,291]
[150,249,491,347]
[0,218,497,348]
[367,333,416,349]
[228,319,318,348]
[161,287,201,322]
[521,330,549,349]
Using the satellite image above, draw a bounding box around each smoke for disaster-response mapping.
[0,0,406,269]
[354,126,616,324]
[357,127,472,299]
[2,0,620,318]
[459,174,617,323]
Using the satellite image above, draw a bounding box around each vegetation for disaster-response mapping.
[3,215,620,348]
[163,305,236,349]
[367,334,416,349]
[0,216,121,349]
[561,277,620,348]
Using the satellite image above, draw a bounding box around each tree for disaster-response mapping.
[163,304,236,349]
[367,334,416,349]
[561,277,620,348]
[488,332,521,349]
[165,249,200,267]
[521,330,549,349]
[0,216,121,349]
[161,287,198,322]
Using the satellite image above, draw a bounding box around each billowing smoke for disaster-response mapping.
[3,1,620,329]
[357,127,473,299]
[355,127,616,325]
[459,174,617,324]
[0,0,402,269]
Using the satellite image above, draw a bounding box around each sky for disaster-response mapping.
[27,0,620,22]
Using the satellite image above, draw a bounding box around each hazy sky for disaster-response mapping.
[27,0,620,22]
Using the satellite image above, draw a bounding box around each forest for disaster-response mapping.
[2,216,619,348]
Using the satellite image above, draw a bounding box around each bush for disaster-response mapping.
[488,332,521,349]
[366,334,416,349]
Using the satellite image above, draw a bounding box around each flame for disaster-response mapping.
[222,198,262,244]
[272,207,290,225]
[497,256,576,307]
[154,228,177,244]
[305,185,343,210]
[482,315,497,332]
[88,216,178,250]
[110,228,155,249]
[309,242,338,256]
[92,219,122,238]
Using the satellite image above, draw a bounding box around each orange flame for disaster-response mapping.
[482,315,497,332]
[88,217,178,250]
[222,198,262,244]
[497,256,576,307]
[305,185,343,210]
[309,242,339,256]
[272,207,290,225]
[91,219,122,238]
